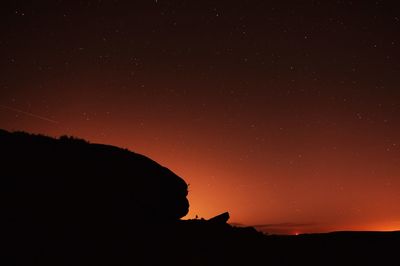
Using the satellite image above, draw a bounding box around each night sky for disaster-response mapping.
[1,1,400,234]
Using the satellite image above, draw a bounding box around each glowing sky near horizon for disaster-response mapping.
[1,1,400,234]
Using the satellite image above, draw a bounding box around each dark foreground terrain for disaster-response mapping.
[1,129,399,265]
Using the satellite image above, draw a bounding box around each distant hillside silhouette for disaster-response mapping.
[1,129,399,265]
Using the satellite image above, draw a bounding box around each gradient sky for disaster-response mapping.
[1,1,400,234]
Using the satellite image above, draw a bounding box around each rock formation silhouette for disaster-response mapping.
[0,129,190,264]
[0,129,189,221]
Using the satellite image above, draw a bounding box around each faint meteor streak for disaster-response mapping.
[0,104,59,124]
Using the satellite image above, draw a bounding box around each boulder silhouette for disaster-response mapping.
[208,212,230,225]
[0,129,189,254]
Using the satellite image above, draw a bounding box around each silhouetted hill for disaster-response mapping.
[1,129,399,265]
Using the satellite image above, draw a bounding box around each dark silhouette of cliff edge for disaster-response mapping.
[0,129,191,264]
[0,129,189,220]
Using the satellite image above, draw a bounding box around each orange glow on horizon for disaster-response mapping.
[2,110,400,234]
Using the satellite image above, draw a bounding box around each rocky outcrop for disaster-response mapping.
[0,129,189,230]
